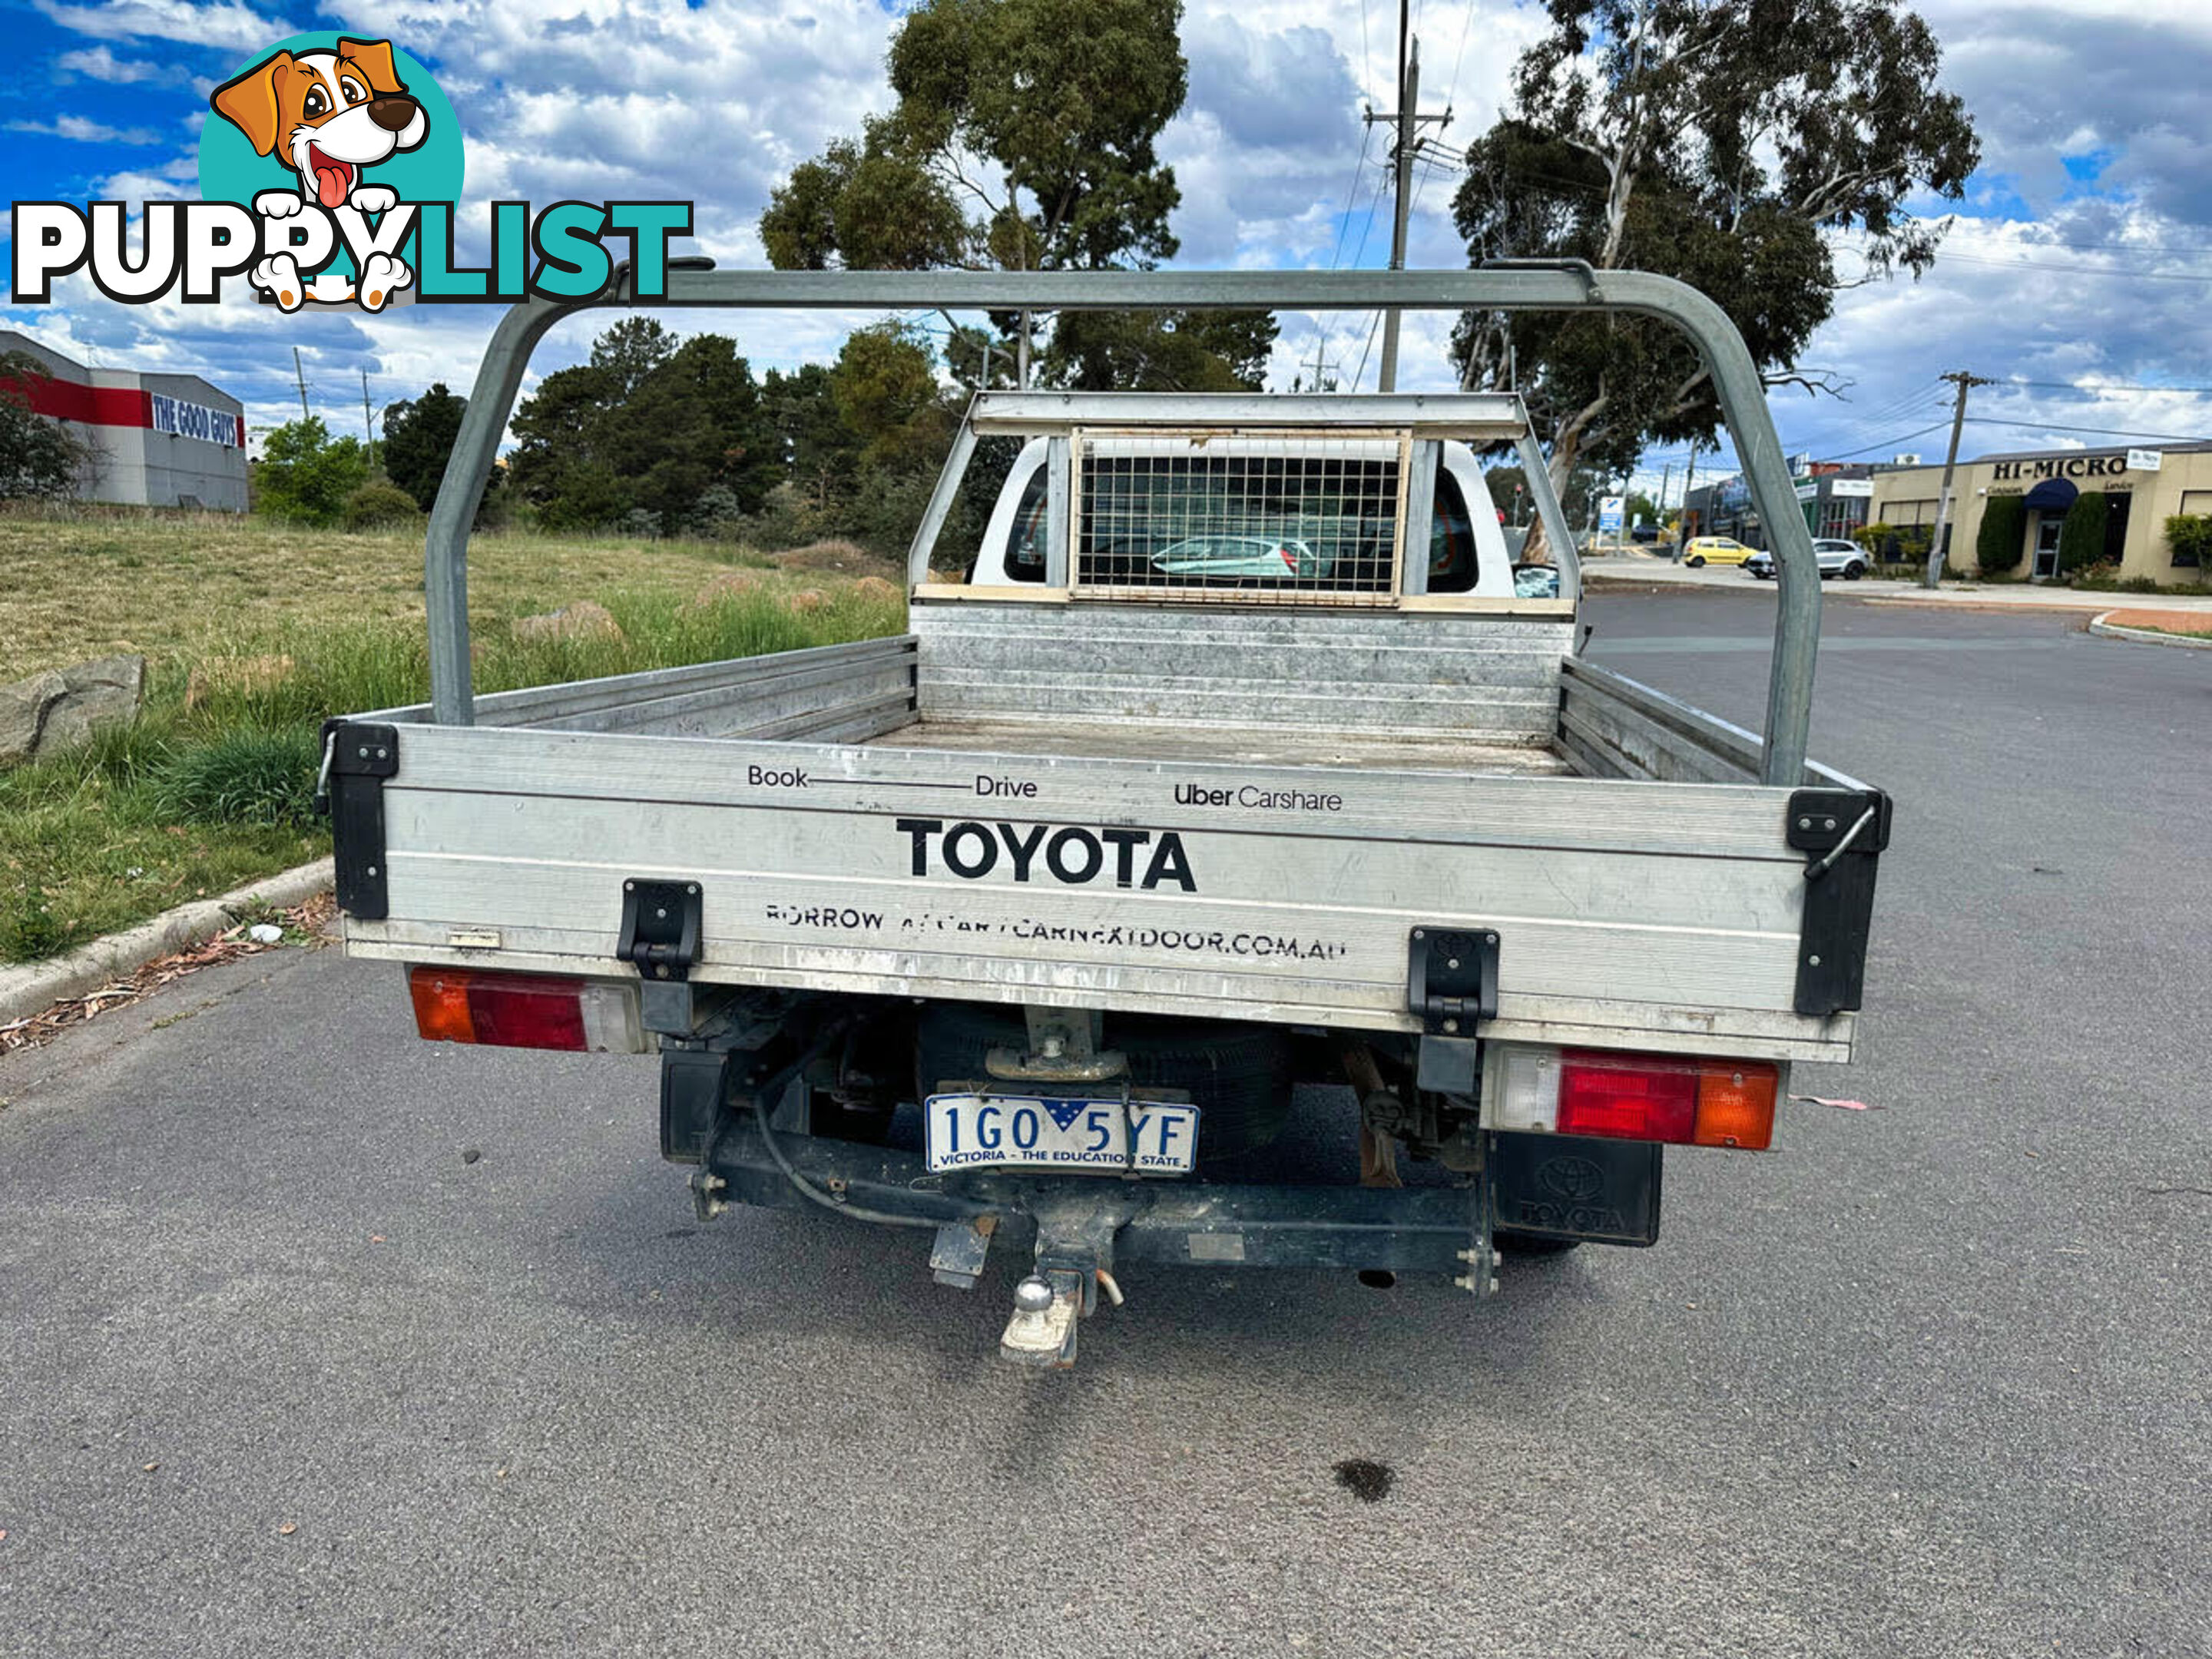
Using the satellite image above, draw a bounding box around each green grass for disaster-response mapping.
[2121,621,2212,639]
[1,512,908,964]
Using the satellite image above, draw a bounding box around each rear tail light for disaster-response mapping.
[1278,545,1300,572]
[1491,1045,1780,1150]
[407,966,649,1053]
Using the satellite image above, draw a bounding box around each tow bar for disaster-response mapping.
[691,1108,1500,1369]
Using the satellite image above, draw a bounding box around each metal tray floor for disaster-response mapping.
[863,716,1573,777]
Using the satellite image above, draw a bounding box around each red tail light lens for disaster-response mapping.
[410,967,588,1050]
[1555,1050,1780,1149]
[400,964,661,1055]
[1278,545,1300,572]
[1558,1051,1697,1141]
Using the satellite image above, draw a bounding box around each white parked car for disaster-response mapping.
[1743,538,1869,581]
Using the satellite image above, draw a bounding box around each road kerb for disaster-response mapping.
[2088,610,2212,650]
[0,857,335,1028]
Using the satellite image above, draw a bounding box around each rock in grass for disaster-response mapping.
[510,601,623,643]
[0,654,145,769]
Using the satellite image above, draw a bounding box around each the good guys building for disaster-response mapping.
[0,329,247,511]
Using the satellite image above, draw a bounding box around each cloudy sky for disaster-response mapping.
[8,0,2212,501]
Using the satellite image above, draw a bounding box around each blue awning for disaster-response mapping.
[2022,478,2078,512]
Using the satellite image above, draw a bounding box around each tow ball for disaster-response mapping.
[927,1190,1138,1369]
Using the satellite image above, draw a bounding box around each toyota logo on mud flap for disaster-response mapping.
[1537,1155,1605,1204]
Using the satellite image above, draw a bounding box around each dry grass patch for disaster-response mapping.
[0,507,882,681]
[1,506,912,963]
[770,538,903,578]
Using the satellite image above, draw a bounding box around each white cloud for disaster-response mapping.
[55,44,186,84]
[8,115,165,144]
[33,0,294,52]
[14,0,2212,467]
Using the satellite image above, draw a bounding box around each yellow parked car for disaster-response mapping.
[1681,535,1756,568]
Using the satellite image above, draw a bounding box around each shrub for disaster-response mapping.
[2166,513,2212,571]
[1976,495,2026,573]
[836,465,940,556]
[737,481,825,551]
[2057,490,2108,575]
[1853,521,1932,563]
[151,726,322,828]
[2068,571,2209,595]
[0,350,91,500]
[689,485,746,540]
[343,478,421,530]
[256,417,371,527]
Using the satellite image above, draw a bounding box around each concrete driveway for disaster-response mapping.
[2,593,2207,1657]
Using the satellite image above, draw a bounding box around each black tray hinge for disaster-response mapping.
[320,720,399,920]
[1787,787,1892,1018]
[1408,927,1499,1035]
[619,879,703,982]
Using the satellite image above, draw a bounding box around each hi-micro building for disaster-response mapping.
[1869,442,2212,583]
[0,329,247,511]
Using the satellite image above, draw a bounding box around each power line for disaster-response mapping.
[1303,123,1382,388]
[1444,0,1477,114]
[1906,250,2212,283]
[1350,307,1386,393]
[1346,144,1392,268]
[1811,381,1949,438]
[1835,225,2212,259]
[1964,415,2210,442]
[1323,123,1378,273]
[1816,420,1955,460]
[2004,377,2212,397]
[1333,149,1395,388]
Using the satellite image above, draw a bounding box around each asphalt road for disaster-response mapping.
[3,593,2207,1657]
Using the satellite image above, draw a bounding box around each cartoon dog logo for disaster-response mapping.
[210,38,426,313]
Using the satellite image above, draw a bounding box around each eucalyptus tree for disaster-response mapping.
[1450,0,1979,522]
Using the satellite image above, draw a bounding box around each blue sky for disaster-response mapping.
[8,0,2212,503]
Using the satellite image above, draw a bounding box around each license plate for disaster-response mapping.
[924,1092,1199,1176]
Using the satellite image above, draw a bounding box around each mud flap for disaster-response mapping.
[1488,1132,1662,1246]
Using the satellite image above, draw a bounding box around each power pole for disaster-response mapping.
[1299,337,1341,392]
[1366,0,1451,392]
[360,370,374,453]
[1677,442,1698,559]
[1925,370,1994,588]
[291,346,311,423]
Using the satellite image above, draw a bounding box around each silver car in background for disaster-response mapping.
[1744,538,1869,580]
[1150,534,1330,581]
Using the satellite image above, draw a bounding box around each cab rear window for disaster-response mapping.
[1006,456,1486,591]
[1002,467,1048,582]
[1426,470,1479,594]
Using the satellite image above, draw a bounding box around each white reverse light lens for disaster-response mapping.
[1493,1046,1562,1133]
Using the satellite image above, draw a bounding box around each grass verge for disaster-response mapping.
[2,512,905,963]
